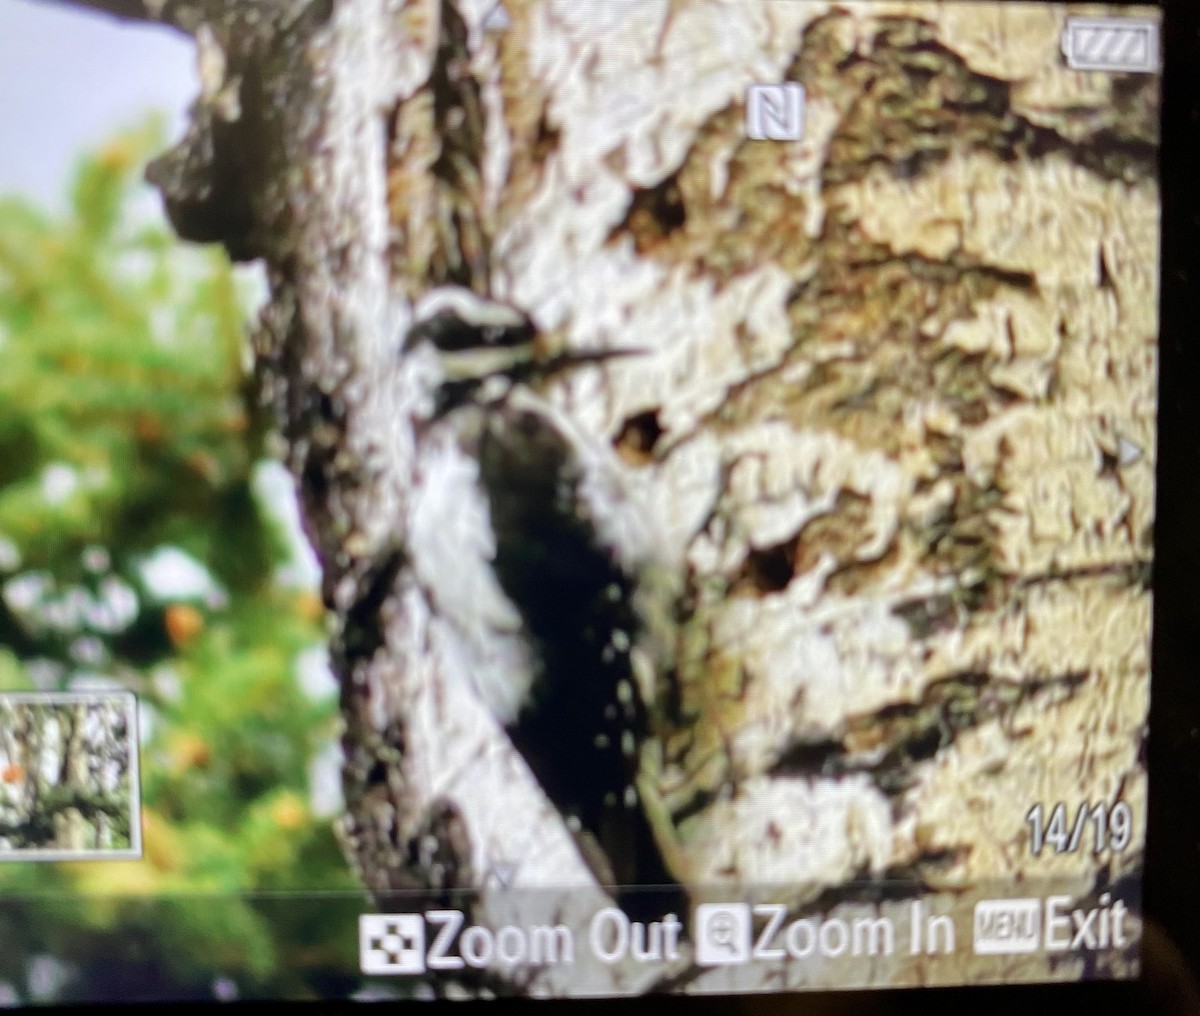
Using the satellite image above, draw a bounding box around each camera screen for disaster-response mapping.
[0,0,1160,1003]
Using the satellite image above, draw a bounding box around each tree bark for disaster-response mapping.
[61,0,1159,994]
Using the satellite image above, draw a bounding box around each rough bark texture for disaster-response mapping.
[77,0,1159,994]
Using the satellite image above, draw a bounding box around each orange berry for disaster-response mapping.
[134,414,164,444]
[141,809,186,873]
[96,140,133,172]
[296,591,325,624]
[165,603,205,647]
[168,732,211,771]
[269,794,307,831]
[184,451,220,482]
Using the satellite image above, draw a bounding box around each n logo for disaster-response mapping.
[746,83,806,142]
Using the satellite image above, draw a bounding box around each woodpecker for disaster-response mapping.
[404,289,637,418]
[401,288,679,918]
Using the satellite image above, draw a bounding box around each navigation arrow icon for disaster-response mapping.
[490,862,517,889]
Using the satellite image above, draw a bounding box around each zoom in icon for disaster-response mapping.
[694,904,751,966]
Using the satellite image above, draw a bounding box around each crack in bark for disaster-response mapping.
[893,558,1151,641]
[771,669,1089,795]
[386,0,491,294]
[649,221,1038,477]
[332,549,407,682]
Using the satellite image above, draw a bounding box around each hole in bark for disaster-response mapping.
[532,109,561,167]
[613,409,664,465]
[341,551,406,667]
[740,538,800,594]
[301,455,329,505]
[1097,245,1115,290]
[613,173,687,253]
[905,724,945,761]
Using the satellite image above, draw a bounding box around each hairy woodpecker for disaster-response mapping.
[404,289,636,418]
[402,288,678,917]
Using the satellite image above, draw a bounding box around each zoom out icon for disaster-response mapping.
[360,914,426,975]
[694,903,751,966]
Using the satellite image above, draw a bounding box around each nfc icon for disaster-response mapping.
[360,913,426,975]
[746,83,806,142]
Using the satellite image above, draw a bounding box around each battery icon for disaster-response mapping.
[1062,17,1158,73]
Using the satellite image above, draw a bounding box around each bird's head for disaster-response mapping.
[402,288,643,416]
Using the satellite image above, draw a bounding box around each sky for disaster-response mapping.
[0,0,197,208]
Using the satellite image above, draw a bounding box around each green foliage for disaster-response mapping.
[0,123,362,1003]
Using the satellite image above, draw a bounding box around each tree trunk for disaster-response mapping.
[60,0,1157,994]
